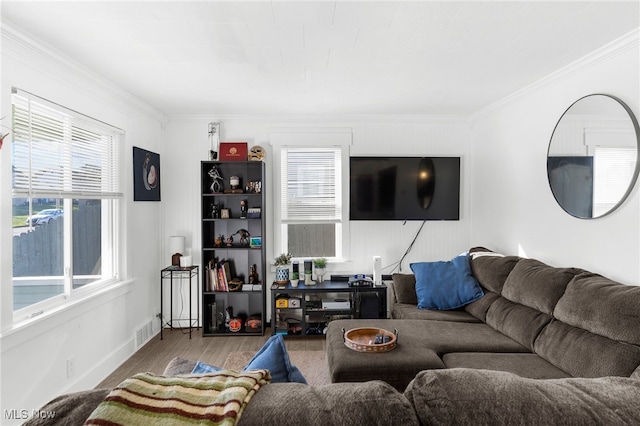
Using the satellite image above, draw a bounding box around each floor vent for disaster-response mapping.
[135,319,154,350]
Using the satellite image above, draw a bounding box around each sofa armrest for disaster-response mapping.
[390,274,418,306]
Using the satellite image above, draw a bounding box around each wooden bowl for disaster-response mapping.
[343,327,398,353]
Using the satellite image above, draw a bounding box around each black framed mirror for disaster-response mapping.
[547,94,640,219]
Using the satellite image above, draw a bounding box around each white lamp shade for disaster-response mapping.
[169,236,185,255]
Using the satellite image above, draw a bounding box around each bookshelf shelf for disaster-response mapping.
[201,161,266,336]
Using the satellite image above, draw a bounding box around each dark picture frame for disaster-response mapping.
[133,146,161,201]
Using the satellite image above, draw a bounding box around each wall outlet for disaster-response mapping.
[66,356,76,379]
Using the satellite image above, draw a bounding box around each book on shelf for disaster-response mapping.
[215,260,233,292]
[205,259,218,292]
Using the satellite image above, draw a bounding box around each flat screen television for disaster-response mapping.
[350,157,460,221]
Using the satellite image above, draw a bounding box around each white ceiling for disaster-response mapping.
[2,1,639,117]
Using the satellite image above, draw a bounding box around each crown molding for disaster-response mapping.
[1,21,167,124]
[167,113,468,124]
[469,28,640,123]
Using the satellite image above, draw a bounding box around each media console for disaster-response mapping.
[271,280,387,337]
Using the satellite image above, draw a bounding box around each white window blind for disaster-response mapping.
[593,147,637,215]
[11,88,124,199]
[281,147,342,223]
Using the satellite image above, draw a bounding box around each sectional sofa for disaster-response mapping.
[327,246,640,389]
[26,247,640,425]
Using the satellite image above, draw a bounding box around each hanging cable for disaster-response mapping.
[388,221,427,273]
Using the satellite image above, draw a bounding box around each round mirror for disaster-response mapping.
[547,94,640,218]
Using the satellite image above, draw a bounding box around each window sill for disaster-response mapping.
[1,278,134,349]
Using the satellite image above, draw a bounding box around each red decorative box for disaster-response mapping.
[219,142,248,161]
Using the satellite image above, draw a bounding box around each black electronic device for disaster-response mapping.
[348,276,374,287]
[350,156,460,221]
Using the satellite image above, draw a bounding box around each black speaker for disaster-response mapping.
[357,292,380,319]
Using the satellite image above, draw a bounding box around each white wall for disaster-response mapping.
[163,116,472,318]
[469,32,640,285]
[0,26,166,423]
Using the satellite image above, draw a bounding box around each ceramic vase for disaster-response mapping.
[275,265,289,284]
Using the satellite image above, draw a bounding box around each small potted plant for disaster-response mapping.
[274,253,292,284]
[291,271,300,288]
[313,257,327,283]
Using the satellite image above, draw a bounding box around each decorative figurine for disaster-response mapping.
[249,264,260,284]
[248,145,265,161]
[210,203,219,219]
[226,235,234,247]
[225,306,232,330]
[233,228,250,246]
[240,200,247,218]
[208,122,220,161]
[208,166,223,193]
[214,234,224,247]
[230,175,240,190]
[247,181,262,194]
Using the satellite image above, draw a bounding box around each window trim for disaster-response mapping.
[270,128,352,264]
[10,88,125,319]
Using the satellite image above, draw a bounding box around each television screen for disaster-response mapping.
[350,157,460,221]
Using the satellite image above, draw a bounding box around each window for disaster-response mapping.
[11,88,124,314]
[593,147,637,217]
[280,147,343,258]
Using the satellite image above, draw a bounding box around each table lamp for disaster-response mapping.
[169,236,185,266]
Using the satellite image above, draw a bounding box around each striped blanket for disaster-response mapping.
[84,369,271,425]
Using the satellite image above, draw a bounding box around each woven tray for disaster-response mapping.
[342,327,398,353]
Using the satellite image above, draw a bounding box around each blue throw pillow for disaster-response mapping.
[245,335,307,384]
[191,335,307,384]
[410,253,484,310]
[191,361,222,374]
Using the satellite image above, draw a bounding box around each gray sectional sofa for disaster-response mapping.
[26,247,640,425]
[327,246,640,390]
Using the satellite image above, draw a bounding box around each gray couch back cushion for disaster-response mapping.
[501,258,576,315]
[240,381,420,426]
[486,298,553,350]
[484,258,575,351]
[464,290,500,322]
[468,247,520,294]
[390,273,418,305]
[405,369,640,426]
[554,272,640,345]
[535,320,640,377]
[535,273,640,377]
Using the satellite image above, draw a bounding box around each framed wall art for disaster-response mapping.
[133,146,161,201]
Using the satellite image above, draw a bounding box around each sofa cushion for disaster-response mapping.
[390,273,418,305]
[533,272,640,378]
[23,389,111,426]
[554,272,640,345]
[239,381,419,426]
[442,352,570,379]
[468,247,520,293]
[410,254,484,310]
[534,320,640,377]
[463,290,500,322]
[405,368,640,426]
[391,303,480,322]
[485,297,553,351]
[163,356,197,375]
[501,258,576,315]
